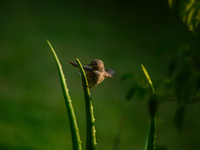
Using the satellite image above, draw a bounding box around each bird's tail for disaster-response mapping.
[68,60,78,68]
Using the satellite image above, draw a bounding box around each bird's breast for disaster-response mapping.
[86,71,105,87]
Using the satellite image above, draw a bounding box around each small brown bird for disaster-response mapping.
[68,59,115,88]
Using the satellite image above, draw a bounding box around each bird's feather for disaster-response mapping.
[68,60,93,72]
[105,69,115,77]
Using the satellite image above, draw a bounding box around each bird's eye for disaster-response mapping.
[94,63,98,65]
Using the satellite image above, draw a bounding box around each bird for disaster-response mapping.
[68,59,115,88]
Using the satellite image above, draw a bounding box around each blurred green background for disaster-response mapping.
[1,0,200,150]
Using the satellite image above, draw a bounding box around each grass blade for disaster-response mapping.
[143,115,156,150]
[141,64,155,94]
[141,64,156,150]
[76,58,97,150]
[146,115,156,150]
[47,40,82,150]
[143,98,156,150]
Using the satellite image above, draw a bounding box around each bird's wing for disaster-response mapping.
[105,69,115,77]
[68,60,93,72]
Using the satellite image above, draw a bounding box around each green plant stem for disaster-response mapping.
[47,40,82,150]
[76,58,97,150]
[147,114,156,150]
[141,64,156,150]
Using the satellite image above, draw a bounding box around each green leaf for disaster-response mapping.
[125,85,147,101]
[169,0,200,34]
[187,7,197,31]
[140,64,157,150]
[168,0,175,9]
[143,115,156,150]
[141,64,155,94]
[76,59,97,150]
[47,40,82,150]
[125,86,137,101]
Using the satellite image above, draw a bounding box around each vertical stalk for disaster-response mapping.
[146,96,157,150]
[147,115,156,150]
[76,58,97,150]
[141,64,156,150]
[47,40,82,150]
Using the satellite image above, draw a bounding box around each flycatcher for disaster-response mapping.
[68,59,115,88]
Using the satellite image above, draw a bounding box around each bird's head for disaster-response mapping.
[87,59,105,71]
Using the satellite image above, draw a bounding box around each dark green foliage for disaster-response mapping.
[154,35,200,130]
[122,19,200,148]
[122,72,151,101]
[125,85,148,101]
[169,0,200,34]
[163,43,200,129]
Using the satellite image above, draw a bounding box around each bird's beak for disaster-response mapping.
[87,63,92,66]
